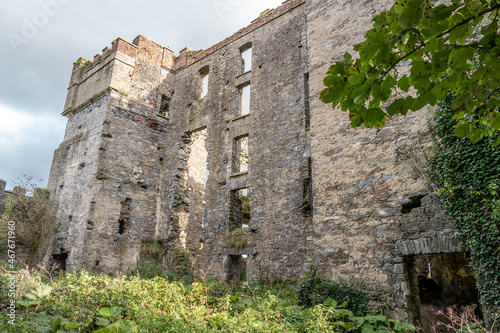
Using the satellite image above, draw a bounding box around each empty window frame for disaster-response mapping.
[118,198,132,235]
[200,66,210,98]
[239,84,251,116]
[159,95,171,117]
[229,188,250,231]
[232,136,248,174]
[240,43,252,73]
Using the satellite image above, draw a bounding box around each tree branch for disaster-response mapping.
[437,3,500,39]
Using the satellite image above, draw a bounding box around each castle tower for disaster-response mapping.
[48,36,175,272]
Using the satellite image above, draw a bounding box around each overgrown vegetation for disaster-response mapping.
[0,262,415,332]
[0,177,57,267]
[429,94,500,326]
[297,274,368,316]
[132,245,193,283]
[227,228,248,249]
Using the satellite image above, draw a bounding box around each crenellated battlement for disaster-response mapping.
[64,36,175,117]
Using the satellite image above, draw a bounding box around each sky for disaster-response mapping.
[0,0,285,190]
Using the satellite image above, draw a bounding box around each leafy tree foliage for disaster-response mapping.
[321,0,500,144]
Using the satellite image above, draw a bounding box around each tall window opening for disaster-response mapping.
[185,128,208,249]
[240,43,253,73]
[303,157,313,218]
[229,188,250,231]
[232,136,248,174]
[118,198,132,235]
[160,95,171,118]
[239,84,251,116]
[200,66,210,98]
[304,73,310,130]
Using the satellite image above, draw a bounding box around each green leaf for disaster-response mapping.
[348,73,366,84]
[387,98,409,116]
[64,322,79,329]
[324,298,338,308]
[449,47,474,70]
[94,329,114,333]
[398,76,411,92]
[454,123,470,137]
[491,115,500,130]
[96,317,111,327]
[98,306,122,318]
[360,323,376,333]
[17,300,41,308]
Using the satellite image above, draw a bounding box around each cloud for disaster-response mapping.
[0,104,66,189]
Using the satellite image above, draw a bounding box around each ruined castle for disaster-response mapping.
[46,0,479,322]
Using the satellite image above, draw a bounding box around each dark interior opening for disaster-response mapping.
[229,188,249,231]
[226,254,247,283]
[302,157,313,218]
[118,220,125,234]
[118,198,132,235]
[160,95,171,117]
[405,253,481,332]
[304,72,310,130]
[53,250,68,271]
[402,195,425,213]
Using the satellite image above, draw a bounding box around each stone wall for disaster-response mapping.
[305,0,467,321]
[47,0,470,323]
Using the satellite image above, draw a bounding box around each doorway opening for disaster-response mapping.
[405,253,481,332]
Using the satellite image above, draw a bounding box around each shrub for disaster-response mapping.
[297,275,367,316]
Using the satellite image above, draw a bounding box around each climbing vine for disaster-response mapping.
[430,93,500,319]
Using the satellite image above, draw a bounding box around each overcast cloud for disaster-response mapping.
[0,0,284,190]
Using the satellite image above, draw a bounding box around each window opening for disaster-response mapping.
[233,136,248,174]
[186,128,208,249]
[240,44,252,72]
[229,188,250,231]
[200,66,210,98]
[304,73,310,130]
[160,95,171,117]
[240,84,251,116]
[118,198,132,235]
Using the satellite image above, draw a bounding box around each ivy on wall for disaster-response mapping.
[430,92,500,318]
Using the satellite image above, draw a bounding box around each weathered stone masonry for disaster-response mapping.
[47,0,478,323]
